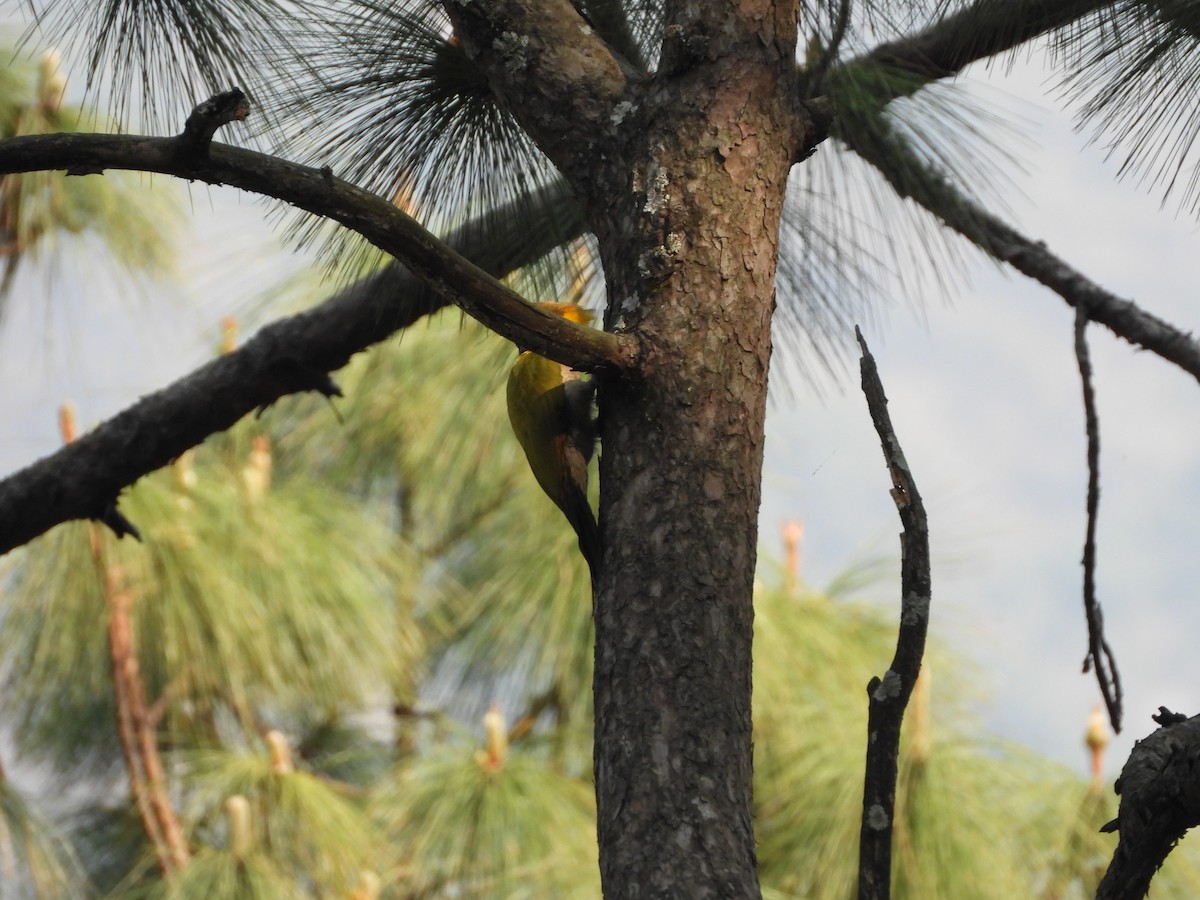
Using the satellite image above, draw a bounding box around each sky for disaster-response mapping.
[1,21,1198,782]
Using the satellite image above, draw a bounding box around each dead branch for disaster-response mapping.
[1097,709,1200,899]
[854,327,932,900]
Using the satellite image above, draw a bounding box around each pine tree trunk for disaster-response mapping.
[589,12,803,898]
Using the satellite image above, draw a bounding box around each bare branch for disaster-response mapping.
[1097,709,1200,899]
[0,91,639,552]
[811,5,1200,383]
[1075,311,1123,732]
[0,127,634,375]
[854,327,932,900]
[844,128,1200,384]
[859,0,1115,91]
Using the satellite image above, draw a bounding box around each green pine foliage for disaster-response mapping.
[371,735,600,897]
[753,579,1027,899]
[179,738,380,895]
[9,349,1200,896]
[0,430,415,775]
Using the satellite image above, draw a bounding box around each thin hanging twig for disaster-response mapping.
[1075,310,1123,732]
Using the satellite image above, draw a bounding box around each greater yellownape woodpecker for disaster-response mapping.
[506,302,600,580]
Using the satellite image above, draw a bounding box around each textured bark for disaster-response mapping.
[601,14,801,900]
[854,332,931,900]
[444,0,630,193]
[1097,712,1200,899]
[590,61,796,899]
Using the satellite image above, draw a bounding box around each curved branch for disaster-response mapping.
[809,2,1200,382]
[0,168,596,557]
[0,129,634,375]
[1075,312,1123,732]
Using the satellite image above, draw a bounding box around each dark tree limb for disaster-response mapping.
[0,173,592,557]
[828,1,1200,384]
[860,0,1200,95]
[844,127,1200,385]
[859,0,1116,90]
[0,127,634,375]
[0,306,345,555]
[1075,311,1123,732]
[854,327,932,900]
[1097,710,1200,899]
[0,90,634,554]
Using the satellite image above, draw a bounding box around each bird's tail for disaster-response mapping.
[573,505,602,588]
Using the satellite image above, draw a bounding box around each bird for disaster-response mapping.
[506,302,601,582]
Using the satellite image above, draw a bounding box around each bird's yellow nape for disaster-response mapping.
[535,301,593,326]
